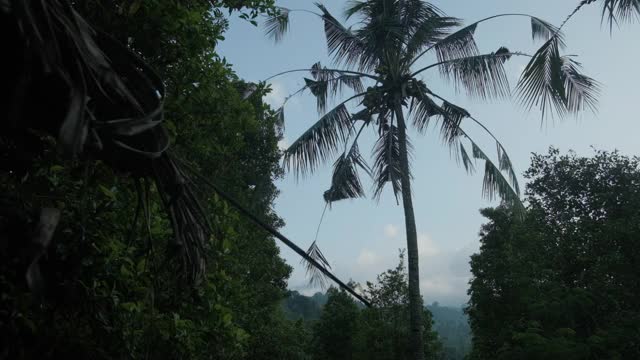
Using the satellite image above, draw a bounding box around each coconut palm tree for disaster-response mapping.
[263,1,598,359]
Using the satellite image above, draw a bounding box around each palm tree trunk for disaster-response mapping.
[395,100,425,360]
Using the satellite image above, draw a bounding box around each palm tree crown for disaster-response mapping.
[266,1,597,211]
[263,1,600,359]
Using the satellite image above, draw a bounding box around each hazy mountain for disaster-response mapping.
[282,292,471,359]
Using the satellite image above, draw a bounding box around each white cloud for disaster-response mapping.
[383,224,399,239]
[417,233,439,257]
[342,233,478,305]
[264,81,287,108]
[417,242,478,305]
[420,276,454,296]
[356,249,380,267]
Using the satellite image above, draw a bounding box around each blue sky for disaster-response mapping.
[218,0,640,306]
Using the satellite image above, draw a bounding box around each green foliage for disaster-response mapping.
[312,288,361,360]
[467,148,640,360]
[0,0,307,359]
[309,253,444,360]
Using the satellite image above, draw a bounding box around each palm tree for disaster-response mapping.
[263,1,598,359]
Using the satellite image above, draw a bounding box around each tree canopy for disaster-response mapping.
[468,148,640,360]
[0,1,302,358]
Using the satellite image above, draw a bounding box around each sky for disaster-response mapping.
[218,0,640,306]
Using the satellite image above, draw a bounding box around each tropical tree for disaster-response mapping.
[468,149,640,359]
[355,251,443,360]
[262,1,598,359]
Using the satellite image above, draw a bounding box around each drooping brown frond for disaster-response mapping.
[302,241,332,288]
[155,155,215,284]
[372,124,411,201]
[470,140,523,213]
[324,144,371,204]
[304,62,366,113]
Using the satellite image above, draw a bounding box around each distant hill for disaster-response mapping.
[310,291,328,306]
[281,292,471,359]
[281,290,324,321]
[426,302,472,360]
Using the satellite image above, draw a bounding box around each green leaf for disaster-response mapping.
[99,185,116,200]
[128,0,142,16]
[136,259,146,274]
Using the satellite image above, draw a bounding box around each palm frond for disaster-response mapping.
[531,17,565,46]
[400,0,444,29]
[156,155,214,283]
[264,7,290,42]
[305,77,329,114]
[440,102,471,143]
[459,141,475,173]
[302,241,332,288]
[515,37,565,119]
[344,0,369,20]
[516,37,598,120]
[433,23,479,63]
[411,90,470,147]
[413,14,566,67]
[399,0,450,54]
[339,74,366,93]
[372,124,410,201]
[352,2,406,71]
[469,141,522,210]
[324,144,371,204]
[411,91,521,209]
[495,142,520,195]
[602,0,640,27]
[315,3,365,69]
[561,57,600,113]
[438,47,512,99]
[284,104,353,177]
[411,90,443,132]
[405,16,462,61]
[310,63,366,93]
[304,62,366,113]
[352,108,373,122]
